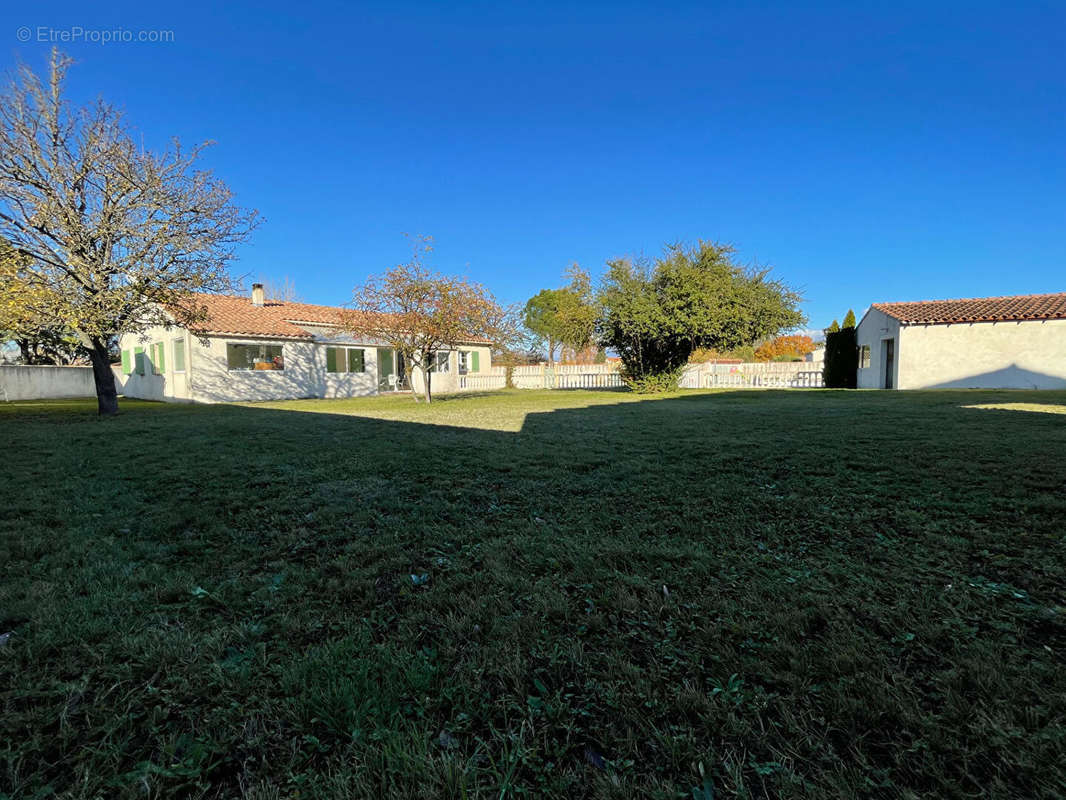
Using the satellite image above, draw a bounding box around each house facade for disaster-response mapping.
[856,292,1066,389]
[116,285,493,403]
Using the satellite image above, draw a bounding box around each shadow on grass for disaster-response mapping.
[2,388,1065,798]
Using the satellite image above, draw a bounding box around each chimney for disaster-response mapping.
[251,283,265,306]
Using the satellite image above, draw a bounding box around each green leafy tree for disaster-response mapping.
[842,309,857,329]
[826,319,840,333]
[597,241,805,392]
[523,265,596,364]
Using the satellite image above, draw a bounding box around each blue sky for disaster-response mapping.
[3,1,1065,329]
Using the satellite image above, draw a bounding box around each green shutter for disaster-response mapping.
[326,347,338,373]
[470,351,480,372]
[348,349,364,373]
[121,349,132,375]
[156,342,165,373]
[134,347,145,375]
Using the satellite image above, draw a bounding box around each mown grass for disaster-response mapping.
[1,389,1064,799]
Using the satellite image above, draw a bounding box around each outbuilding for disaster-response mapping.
[855,292,1066,389]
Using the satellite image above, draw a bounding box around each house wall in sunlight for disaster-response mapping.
[857,307,1066,391]
[898,318,1066,389]
[189,336,377,403]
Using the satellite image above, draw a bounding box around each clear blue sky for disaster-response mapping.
[4,1,1065,329]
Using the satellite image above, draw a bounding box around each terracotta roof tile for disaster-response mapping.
[872,292,1066,325]
[172,294,342,338]
[173,293,491,343]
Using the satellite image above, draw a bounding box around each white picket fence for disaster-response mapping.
[457,360,824,392]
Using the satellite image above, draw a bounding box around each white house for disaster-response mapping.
[856,291,1066,389]
[115,284,493,403]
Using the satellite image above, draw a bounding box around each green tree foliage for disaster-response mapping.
[842,309,857,329]
[826,319,840,333]
[522,266,596,363]
[823,327,858,388]
[597,241,805,392]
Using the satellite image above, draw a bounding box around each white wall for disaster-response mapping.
[0,365,95,401]
[117,325,192,401]
[407,345,493,396]
[897,318,1066,389]
[189,336,377,403]
[856,308,902,389]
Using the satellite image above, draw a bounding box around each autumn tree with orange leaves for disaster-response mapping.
[342,236,518,403]
[754,334,817,362]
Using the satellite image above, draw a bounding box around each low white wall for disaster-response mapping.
[471,360,825,391]
[0,365,96,401]
[686,361,825,388]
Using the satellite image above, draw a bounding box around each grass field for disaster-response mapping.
[2,389,1065,799]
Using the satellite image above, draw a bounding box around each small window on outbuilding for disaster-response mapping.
[859,345,871,369]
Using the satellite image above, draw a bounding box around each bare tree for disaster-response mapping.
[259,275,301,303]
[342,236,517,403]
[0,49,257,414]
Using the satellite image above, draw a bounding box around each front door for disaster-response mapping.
[377,348,394,392]
[883,338,895,389]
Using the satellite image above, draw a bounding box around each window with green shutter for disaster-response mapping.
[470,351,480,372]
[326,347,339,373]
[348,348,365,373]
[134,347,145,375]
[121,349,132,375]
[153,342,165,374]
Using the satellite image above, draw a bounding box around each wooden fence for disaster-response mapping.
[458,360,824,392]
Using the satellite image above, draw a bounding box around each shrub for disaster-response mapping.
[620,365,683,393]
[598,242,805,392]
[823,327,857,388]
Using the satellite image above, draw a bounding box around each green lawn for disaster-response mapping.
[2,389,1064,799]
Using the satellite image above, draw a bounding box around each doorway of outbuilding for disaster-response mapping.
[883,338,895,389]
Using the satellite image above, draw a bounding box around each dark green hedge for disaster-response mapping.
[823,328,858,388]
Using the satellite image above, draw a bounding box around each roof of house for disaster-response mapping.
[871,292,1066,325]
[179,293,347,339]
[177,293,491,343]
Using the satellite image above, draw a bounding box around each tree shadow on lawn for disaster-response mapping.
[2,389,1065,799]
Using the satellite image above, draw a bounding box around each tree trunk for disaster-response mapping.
[88,338,119,416]
[422,354,433,403]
